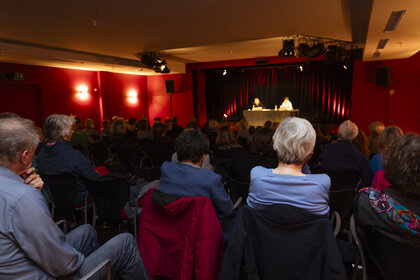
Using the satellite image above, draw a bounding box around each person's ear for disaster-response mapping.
[199,154,206,167]
[20,150,32,165]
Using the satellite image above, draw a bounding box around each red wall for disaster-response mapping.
[146,73,194,126]
[351,52,420,134]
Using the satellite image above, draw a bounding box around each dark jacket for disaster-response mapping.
[221,204,346,280]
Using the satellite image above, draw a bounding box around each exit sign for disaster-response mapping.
[14,73,24,80]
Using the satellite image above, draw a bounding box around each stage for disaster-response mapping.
[243,109,300,127]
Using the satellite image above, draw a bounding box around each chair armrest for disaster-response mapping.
[55,219,67,234]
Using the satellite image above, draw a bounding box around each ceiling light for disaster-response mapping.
[325,45,337,63]
[373,51,381,58]
[377,39,389,49]
[279,39,295,57]
[384,10,406,32]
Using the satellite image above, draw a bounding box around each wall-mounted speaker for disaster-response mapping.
[165,80,175,94]
[376,66,391,88]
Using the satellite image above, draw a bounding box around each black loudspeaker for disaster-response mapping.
[376,66,391,88]
[165,80,175,94]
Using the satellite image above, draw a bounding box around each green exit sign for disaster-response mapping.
[14,73,24,80]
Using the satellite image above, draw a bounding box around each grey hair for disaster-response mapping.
[0,118,40,166]
[111,118,125,136]
[272,117,316,164]
[380,126,403,150]
[338,120,358,141]
[43,114,74,142]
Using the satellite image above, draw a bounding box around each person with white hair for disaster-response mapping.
[247,117,330,215]
[0,117,150,279]
[320,120,373,185]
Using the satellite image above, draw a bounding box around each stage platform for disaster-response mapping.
[243,109,300,127]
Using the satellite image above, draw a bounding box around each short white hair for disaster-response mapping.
[338,120,358,141]
[272,117,316,164]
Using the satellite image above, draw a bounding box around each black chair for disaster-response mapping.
[90,144,113,166]
[130,165,161,182]
[82,177,130,224]
[225,176,249,205]
[318,168,361,229]
[41,173,92,225]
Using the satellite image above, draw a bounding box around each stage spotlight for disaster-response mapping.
[296,43,310,58]
[325,45,337,63]
[138,52,170,73]
[222,69,227,76]
[278,39,295,57]
[306,42,326,63]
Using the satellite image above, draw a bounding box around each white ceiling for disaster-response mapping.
[0,0,419,74]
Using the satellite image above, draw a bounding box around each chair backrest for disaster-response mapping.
[364,227,420,280]
[138,189,224,280]
[82,177,129,223]
[80,259,111,280]
[131,165,161,182]
[319,168,361,227]
[40,173,78,216]
[225,176,249,204]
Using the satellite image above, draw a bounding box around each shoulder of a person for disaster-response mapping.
[250,166,269,178]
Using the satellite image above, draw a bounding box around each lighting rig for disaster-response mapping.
[136,52,170,73]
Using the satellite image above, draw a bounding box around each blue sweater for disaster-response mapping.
[247,166,331,215]
[159,161,234,219]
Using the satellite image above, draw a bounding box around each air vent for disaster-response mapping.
[373,51,381,58]
[377,39,389,49]
[384,10,406,32]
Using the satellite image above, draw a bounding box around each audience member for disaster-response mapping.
[109,118,142,167]
[205,119,218,153]
[320,120,373,186]
[171,116,184,137]
[368,121,385,158]
[143,123,174,167]
[354,133,420,247]
[37,114,101,204]
[214,125,245,160]
[137,119,153,140]
[84,118,102,143]
[101,119,111,138]
[126,118,137,138]
[70,116,93,157]
[370,126,403,174]
[263,120,273,130]
[353,128,370,159]
[237,118,252,149]
[247,117,330,215]
[158,129,234,219]
[0,117,149,279]
[230,127,278,182]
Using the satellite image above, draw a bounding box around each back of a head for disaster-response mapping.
[216,125,237,147]
[175,129,209,163]
[369,121,385,136]
[238,118,248,130]
[384,133,420,198]
[380,126,403,150]
[43,114,74,142]
[272,117,316,164]
[111,119,125,136]
[0,118,39,166]
[102,119,110,127]
[338,120,358,141]
[263,120,273,129]
[250,127,274,156]
[172,116,178,124]
[139,119,149,131]
[0,112,20,119]
[84,118,94,129]
[208,120,218,130]
[153,123,167,137]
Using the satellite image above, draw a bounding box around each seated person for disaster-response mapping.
[70,116,93,157]
[158,129,234,219]
[230,127,278,182]
[370,126,403,174]
[84,118,102,143]
[320,120,373,186]
[0,117,149,279]
[37,114,101,205]
[252,97,264,110]
[368,121,385,158]
[354,133,420,247]
[247,117,330,215]
[143,123,174,167]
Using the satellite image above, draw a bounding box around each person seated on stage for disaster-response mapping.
[230,127,278,182]
[0,117,150,280]
[279,96,294,111]
[37,114,101,205]
[252,97,264,110]
[159,129,234,219]
[319,120,373,186]
[247,117,330,215]
[354,133,420,248]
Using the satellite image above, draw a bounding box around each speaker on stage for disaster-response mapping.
[165,80,175,94]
